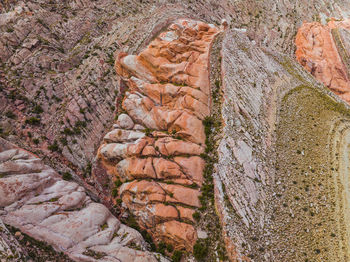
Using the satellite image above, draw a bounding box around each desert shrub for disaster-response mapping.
[25,117,40,125]
[32,105,44,114]
[62,172,72,181]
[48,140,59,152]
[192,211,201,221]
[193,240,208,260]
[172,250,183,262]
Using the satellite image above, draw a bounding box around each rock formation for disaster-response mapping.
[296,19,350,103]
[0,138,167,262]
[213,26,350,261]
[2,0,350,261]
[95,19,221,252]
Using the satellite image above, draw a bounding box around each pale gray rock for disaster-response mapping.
[0,138,167,262]
[133,124,145,131]
[103,129,145,143]
[116,114,134,130]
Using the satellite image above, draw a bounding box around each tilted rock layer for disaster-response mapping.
[96,19,220,251]
[0,138,166,262]
[296,19,350,103]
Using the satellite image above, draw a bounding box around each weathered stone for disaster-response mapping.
[154,221,197,252]
[296,19,350,103]
[95,19,220,251]
[116,113,134,130]
[0,138,166,262]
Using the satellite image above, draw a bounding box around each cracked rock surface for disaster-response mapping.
[0,137,167,262]
[296,18,350,103]
[95,19,221,251]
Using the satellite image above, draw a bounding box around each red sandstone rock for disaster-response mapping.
[296,19,350,103]
[97,19,220,251]
[154,137,204,156]
[154,221,197,252]
[174,156,205,185]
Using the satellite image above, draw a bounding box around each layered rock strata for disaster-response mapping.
[96,19,220,251]
[216,26,350,261]
[296,19,350,103]
[0,138,166,262]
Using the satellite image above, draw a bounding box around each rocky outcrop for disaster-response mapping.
[3,0,350,261]
[95,19,221,251]
[0,138,167,262]
[296,19,350,103]
[1,0,349,178]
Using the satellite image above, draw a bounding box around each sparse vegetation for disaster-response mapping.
[62,172,72,181]
[192,211,201,221]
[193,240,208,260]
[25,117,41,125]
[172,250,183,262]
[48,140,59,152]
[5,111,16,119]
[32,105,44,114]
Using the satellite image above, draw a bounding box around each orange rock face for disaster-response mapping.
[295,19,350,102]
[96,19,220,251]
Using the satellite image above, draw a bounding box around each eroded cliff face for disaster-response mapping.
[296,19,350,103]
[94,19,221,252]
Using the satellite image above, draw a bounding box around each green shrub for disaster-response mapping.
[166,243,174,252]
[203,116,214,137]
[100,223,108,230]
[157,241,166,255]
[48,140,59,152]
[144,128,151,136]
[62,172,72,181]
[193,241,208,260]
[32,105,44,114]
[5,111,16,119]
[192,211,201,221]
[73,127,81,135]
[60,137,68,146]
[172,250,183,262]
[112,188,118,198]
[63,128,74,135]
[140,229,156,251]
[25,117,40,125]
[114,179,122,187]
